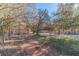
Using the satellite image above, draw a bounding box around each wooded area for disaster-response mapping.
[0,3,79,56]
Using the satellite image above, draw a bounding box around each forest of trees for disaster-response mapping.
[1,4,79,37]
[0,3,79,56]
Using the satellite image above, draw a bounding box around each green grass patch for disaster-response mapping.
[31,35,48,42]
[48,35,79,56]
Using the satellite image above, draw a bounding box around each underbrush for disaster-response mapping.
[2,35,79,56]
[48,36,79,56]
[32,35,79,56]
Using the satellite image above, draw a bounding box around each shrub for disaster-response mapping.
[48,36,79,56]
